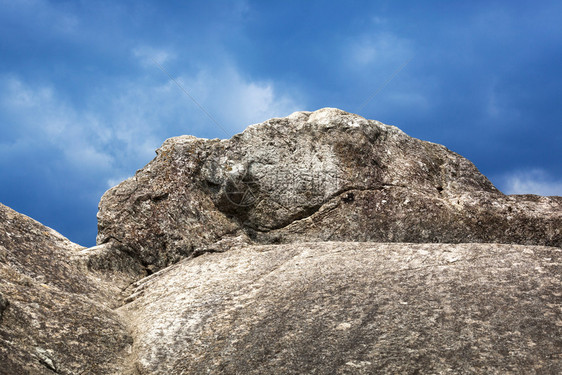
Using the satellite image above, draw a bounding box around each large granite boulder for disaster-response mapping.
[1,108,561,374]
[121,241,562,374]
[0,203,135,374]
[2,209,561,374]
[98,108,561,272]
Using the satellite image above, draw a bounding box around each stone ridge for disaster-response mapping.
[2,203,561,373]
[1,107,561,374]
[0,203,133,374]
[97,108,562,273]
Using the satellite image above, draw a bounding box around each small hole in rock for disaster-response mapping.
[342,192,355,203]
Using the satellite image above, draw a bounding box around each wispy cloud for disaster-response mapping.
[0,76,113,170]
[339,28,424,117]
[499,169,562,196]
[348,32,412,68]
[155,62,304,134]
[0,57,304,190]
[133,46,175,67]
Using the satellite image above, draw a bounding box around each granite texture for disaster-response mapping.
[0,203,134,374]
[121,242,562,374]
[97,108,561,273]
[1,108,561,374]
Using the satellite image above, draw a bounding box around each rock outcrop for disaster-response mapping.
[97,108,561,273]
[122,242,562,374]
[1,108,561,374]
[0,203,134,374]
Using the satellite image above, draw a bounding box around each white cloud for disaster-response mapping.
[0,76,113,170]
[0,60,304,189]
[348,32,412,67]
[500,169,562,196]
[342,30,427,116]
[168,64,304,134]
[133,46,175,67]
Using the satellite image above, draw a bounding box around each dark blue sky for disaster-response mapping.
[1,0,561,247]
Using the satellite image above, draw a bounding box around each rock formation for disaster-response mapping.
[1,108,561,374]
[98,108,561,273]
[123,242,562,374]
[0,203,134,374]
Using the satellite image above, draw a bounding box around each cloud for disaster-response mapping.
[133,46,175,67]
[500,169,562,196]
[0,76,113,170]
[161,63,304,134]
[338,29,426,117]
[0,59,304,190]
[348,32,412,67]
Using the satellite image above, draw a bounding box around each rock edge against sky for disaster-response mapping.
[0,108,560,374]
[97,108,561,273]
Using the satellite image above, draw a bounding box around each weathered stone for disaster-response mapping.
[0,203,133,374]
[77,242,147,289]
[97,108,561,272]
[120,242,562,374]
[0,292,8,321]
[2,108,561,374]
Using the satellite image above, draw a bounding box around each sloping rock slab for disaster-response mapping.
[121,242,562,374]
[97,108,561,272]
[0,203,132,375]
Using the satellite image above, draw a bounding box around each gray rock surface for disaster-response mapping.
[0,203,133,374]
[121,242,562,374]
[1,108,561,374]
[97,108,561,272]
